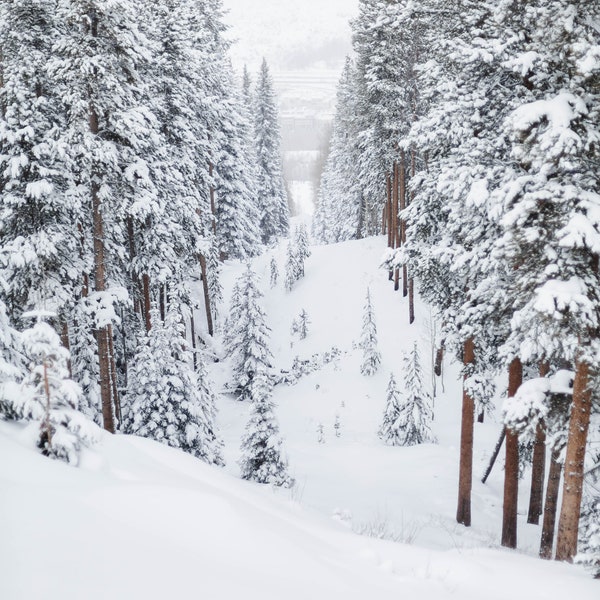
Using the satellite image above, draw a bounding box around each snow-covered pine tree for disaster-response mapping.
[213,66,262,261]
[270,257,279,288]
[0,297,25,420]
[295,309,310,340]
[239,368,293,487]
[313,58,362,243]
[577,494,600,578]
[20,313,99,465]
[51,0,166,432]
[125,308,223,465]
[379,373,404,446]
[254,59,289,244]
[295,223,311,260]
[359,288,381,376]
[223,280,242,356]
[0,0,81,326]
[284,241,302,292]
[228,265,273,401]
[395,343,435,446]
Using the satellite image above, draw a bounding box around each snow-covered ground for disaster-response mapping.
[2,234,598,599]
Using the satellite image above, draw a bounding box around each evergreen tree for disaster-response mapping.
[313,58,362,243]
[254,59,289,244]
[396,343,435,446]
[359,288,380,376]
[125,308,223,465]
[284,241,302,292]
[269,257,279,288]
[379,373,404,446]
[0,0,81,325]
[239,368,293,487]
[0,297,25,420]
[578,494,600,578]
[20,313,99,465]
[228,265,273,400]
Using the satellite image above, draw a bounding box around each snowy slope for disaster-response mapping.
[2,233,598,599]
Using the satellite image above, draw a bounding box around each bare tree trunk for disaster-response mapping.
[434,340,444,377]
[386,172,393,281]
[408,147,415,318]
[190,309,198,371]
[142,273,152,332]
[457,337,475,526]
[482,428,506,484]
[60,322,72,377]
[90,104,117,434]
[199,254,214,336]
[502,357,522,548]
[399,151,407,298]
[107,324,121,425]
[159,284,166,322]
[555,356,593,561]
[126,215,141,317]
[392,161,399,291]
[540,449,562,559]
[528,419,547,525]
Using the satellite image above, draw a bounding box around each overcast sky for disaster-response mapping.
[222,0,358,74]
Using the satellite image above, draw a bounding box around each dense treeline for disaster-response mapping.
[314,0,600,568]
[0,1,288,462]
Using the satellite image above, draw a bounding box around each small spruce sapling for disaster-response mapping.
[20,313,98,465]
[379,373,404,445]
[359,288,381,376]
[239,369,293,487]
[229,265,273,400]
[270,257,279,287]
[334,413,341,438]
[291,309,310,339]
[285,241,301,291]
[317,422,325,444]
[396,343,435,446]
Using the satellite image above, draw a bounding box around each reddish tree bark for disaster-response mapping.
[555,356,593,561]
[392,161,399,291]
[142,273,152,332]
[199,254,214,337]
[501,357,522,548]
[540,449,562,559]
[527,420,546,525]
[457,337,475,526]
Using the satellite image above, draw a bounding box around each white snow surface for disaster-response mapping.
[2,233,598,599]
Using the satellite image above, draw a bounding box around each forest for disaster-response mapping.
[1,0,599,597]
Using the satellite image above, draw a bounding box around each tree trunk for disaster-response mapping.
[142,273,152,332]
[199,254,214,336]
[408,148,415,319]
[457,337,475,526]
[392,161,399,291]
[159,284,166,322]
[386,172,393,281]
[190,309,198,371]
[408,276,415,324]
[527,420,546,525]
[501,357,522,549]
[107,324,121,425]
[434,341,444,377]
[540,449,562,559]
[90,105,117,434]
[481,428,506,484]
[60,322,72,377]
[555,356,593,561]
[399,151,407,298]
